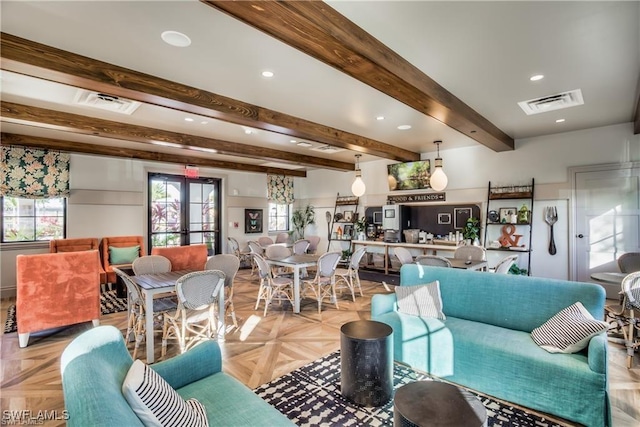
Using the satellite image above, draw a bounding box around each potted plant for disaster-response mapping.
[354,217,367,240]
[290,205,316,241]
[462,217,480,245]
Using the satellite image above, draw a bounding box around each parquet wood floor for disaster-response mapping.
[1,269,639,426]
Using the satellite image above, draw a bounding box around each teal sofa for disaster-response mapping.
[372,265,610,427]
[60,326,293,426]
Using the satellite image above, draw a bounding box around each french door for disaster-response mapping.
[148,173,221,255]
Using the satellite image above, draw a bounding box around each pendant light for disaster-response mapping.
[351,154,366,197]
[430,140,448,191]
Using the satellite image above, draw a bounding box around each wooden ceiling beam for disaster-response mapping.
[0,32,418,162]
[0,133,307,177]
[204,1,514,152]
[0,101,353,171]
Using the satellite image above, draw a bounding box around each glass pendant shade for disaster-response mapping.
[351,154,366,197]
[430,165,448,191]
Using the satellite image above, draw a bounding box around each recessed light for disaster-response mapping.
[184,117,194,122]
[245,129,254,135]
[556,118,565,123]
[161,31,191,47]
[397,125,412,130]
[261,71,274,78]
[297,142,313,148]
[530,74,544,81]
[290,139,297,143]
[376,116,385,121]
[200,121,208,125]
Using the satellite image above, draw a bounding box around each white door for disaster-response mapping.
[573,164,640,288]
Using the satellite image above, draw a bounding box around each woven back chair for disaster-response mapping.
[292,239,310,255]
[227,237,251,265]
[113,267,176,359]
[335,245,367,301]
[454,245,486,261]
[205,254,240,329]
[494,254,519,274]
[247,240,264,275]
[415,255,452,268]
[306,236,321,254]
[302,251,342,313]
[618,252,640,273]
[265,244,292,260]
[394,247,414,265]
[605,271,640,368]
[275,232,290,244]
[258,236,274,246]
[161,270,225,357]
[132,255,172,275]
[253,253,294,316]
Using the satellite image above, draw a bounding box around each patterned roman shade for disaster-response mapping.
[0,145,70,198]
[267,174,294,204]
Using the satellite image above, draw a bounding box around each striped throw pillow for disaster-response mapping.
[395,281,445,320]
[531,302,608,354]
[122,360,208,427]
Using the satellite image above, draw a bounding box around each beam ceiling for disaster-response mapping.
[205,0,515,152]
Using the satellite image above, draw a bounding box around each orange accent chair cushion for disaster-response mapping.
[16,250,100,346]
[50,238,107,284]
[101,236,145,283]
[150,245,208,271]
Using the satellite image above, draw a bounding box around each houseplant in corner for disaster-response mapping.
[291,205,316,241]
[462,217,480,245]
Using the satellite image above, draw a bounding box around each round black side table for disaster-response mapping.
[340,319,393,407]
[393,381,487,427]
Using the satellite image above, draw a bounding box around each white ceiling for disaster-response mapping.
[1,1,639,170]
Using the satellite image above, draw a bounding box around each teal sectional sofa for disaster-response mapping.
[60,326,293,426]
[372,264,610,427]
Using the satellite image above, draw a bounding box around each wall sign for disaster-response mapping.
[386,192,446,204]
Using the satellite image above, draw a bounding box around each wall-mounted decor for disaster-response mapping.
[245,209,263,233]
[387,160,431,191]
[437,213,451,224]
[499,207,517,224]
[343,210,353,222]
[454,207,472,229]
[386,192,445,204]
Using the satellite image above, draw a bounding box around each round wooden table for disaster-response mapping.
[394,381,487,427]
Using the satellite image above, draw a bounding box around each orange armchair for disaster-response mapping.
[100,236,145,284]
[50,238,107,285]
[150,244,208,271]
[17,251,100,347]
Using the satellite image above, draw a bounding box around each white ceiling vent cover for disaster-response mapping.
[518,89,584,115]
[74,90,141,115]
[311,145,345,154]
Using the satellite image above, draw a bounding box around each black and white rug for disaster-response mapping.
[254,351,570,427]
[3,289,128,334]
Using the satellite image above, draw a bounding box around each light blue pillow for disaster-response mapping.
[109,245,140,265]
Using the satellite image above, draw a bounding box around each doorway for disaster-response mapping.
[148,173,221,255]
[571,163,640,286]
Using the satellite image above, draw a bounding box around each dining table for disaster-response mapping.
[132,269,225,363]
[447,258,488,271]
[265,253,320,313]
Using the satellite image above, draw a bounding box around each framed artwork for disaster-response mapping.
[454,207,472,229]
[343,224,354,238]
[245,209,263,233]
[343,210,353,222]
[499,207,516,224]
[437,213,451,225]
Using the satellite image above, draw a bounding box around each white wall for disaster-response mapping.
[2,122,638,295]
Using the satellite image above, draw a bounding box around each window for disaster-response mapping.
[1,196,66,242]
[268,203,290,232]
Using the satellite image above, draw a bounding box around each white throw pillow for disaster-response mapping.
[531,302,608,354]
[122,359,208,427]
[395,281,445,320]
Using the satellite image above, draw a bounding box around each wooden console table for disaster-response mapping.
[351,240,461,274]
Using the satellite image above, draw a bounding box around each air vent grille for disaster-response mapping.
[518,89,583,115]
[74,89,141,115]
[311,145,344,154]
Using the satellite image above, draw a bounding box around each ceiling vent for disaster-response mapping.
[74,89,141,115]
[518,89,583,115]
[311,145,345,154]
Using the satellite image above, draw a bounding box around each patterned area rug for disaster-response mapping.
[254,351,569,427]
[3,289,127,334]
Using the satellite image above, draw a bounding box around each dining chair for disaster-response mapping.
[394,247,414,266]
[618,252,640,273]
[604,271,640,368]
[292,239,310,255]
[227,237,252,267]
[258,236,274,246]
[454,245,486,262]
[301,251,342,314]
[113,267,177,359]
[306,236,321,254]
[335,245,367,301]
[161,270,226,357]
[252,253,294,316]
[205,254,240,329]
[494,254,519,274]
[264,244,292,277]
[415,255,452,268]
[275,232,290,244]
[247,240,264,275]
[132,255,172,276]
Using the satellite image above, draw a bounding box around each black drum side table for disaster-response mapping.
[394,381,487,427]
[340,319,393,407]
